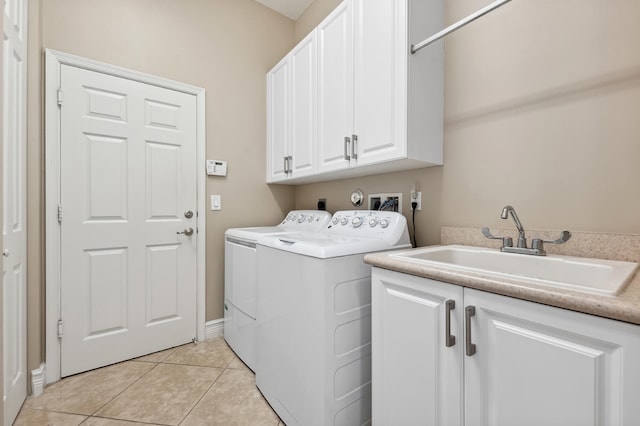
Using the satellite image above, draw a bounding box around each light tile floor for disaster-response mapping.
[14,338,283,426]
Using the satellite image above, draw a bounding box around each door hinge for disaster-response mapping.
[58,320,63,338]
[57,204,63,223]
[57,89,63,106]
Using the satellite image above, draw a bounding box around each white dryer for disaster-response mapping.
[255,210,411,426]
[224,210,331,371]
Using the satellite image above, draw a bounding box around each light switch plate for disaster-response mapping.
[211,195,221,210]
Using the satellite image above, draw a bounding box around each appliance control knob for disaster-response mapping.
[352,217,363,228]
[290,214,297,222]
[298,214,306,223]
[380,219,390,228]
[369,218,378,227]
[340,217,349,225]
[307,216,314,222]
[332,217,340,225]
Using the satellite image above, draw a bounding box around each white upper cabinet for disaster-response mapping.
[267,0,444,184]
[351,0,408,166]
[267,56,290,182]
[317,0,353,173]
[267,30,318,183]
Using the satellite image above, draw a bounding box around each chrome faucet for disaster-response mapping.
[482,205,571,256]
[501,205,526,248]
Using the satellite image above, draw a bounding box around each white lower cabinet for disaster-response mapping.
[372,267,640,426]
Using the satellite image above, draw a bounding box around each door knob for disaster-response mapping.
[177,227,194,236]
[2,249,9,257]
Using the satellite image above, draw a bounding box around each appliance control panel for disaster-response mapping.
[278,210,332,231]
[325,210,409,242]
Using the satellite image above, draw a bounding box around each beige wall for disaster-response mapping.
[27,0,296,373]
[27,0,43,387]
[294,0,341,42]
[294,0,640,246]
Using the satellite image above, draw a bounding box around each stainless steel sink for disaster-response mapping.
[390,245,639,295]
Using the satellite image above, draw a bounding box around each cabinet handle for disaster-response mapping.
[352,134,358,160]
[465,305,477,356]
[445,299,455,347]
[344,136,351,160]
[284,156,292,174]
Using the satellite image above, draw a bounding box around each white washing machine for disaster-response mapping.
[224,210,332,371]
[255,210,411,426]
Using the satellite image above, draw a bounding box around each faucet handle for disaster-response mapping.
[481,227,513,247]
[531,231,571,251]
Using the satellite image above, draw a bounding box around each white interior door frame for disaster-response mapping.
[44,49,207,384]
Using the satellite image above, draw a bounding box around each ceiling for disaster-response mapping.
[255,0,316,20]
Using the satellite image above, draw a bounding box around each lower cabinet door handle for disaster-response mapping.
[465,305,477,356]
[445,299,456,347]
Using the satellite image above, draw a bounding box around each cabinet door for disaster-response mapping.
[464,288,640,426]
[352,0,408,166]
[317,0,353,173]
[289,30,317,178]
[372,268,464,426]
[266,56,289,182]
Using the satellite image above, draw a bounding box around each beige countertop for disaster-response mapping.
[364,227,640,326]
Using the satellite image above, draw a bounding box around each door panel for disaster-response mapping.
[372,270,464,426]
[266,58,289,182]
[59,64,197,377]
[290,30,317,178]
[464,289,626,426]
[3,0,28,423]
[353,0,407,165]
[317,0,353,173]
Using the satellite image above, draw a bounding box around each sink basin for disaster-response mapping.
[389,245,639,295]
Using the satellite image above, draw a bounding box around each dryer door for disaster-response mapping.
[225,237,257,318]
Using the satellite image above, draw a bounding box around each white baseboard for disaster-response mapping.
[204,318,224,340]
[31,363,46,396]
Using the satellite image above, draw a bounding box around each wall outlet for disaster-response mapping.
[410,191,422,211]
[369,193,402,213]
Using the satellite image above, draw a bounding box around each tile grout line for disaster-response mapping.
[17,357,168,424]
[84,360,164,421]
[175,354,237,425]
[80,346,186,424]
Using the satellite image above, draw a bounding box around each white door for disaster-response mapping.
[372,269,464,426]
[59,64,197,377]
[266,57,289,182]
[3,0,28,423]
[352,0,407,165]
[464,289,630,426]
[317,0,353,173]
[289,29,317,179]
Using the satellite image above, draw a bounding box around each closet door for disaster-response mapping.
[2,0,29,424]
